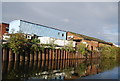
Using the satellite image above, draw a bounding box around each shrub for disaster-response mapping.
[8,33,30,54]
[77,43,88,55]
[100,46,119,59]
[63,41,75,52]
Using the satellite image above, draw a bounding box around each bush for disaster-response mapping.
[8,33,30,54]
[63,41,75,52]
[77,43,88,55]
[100,46,119,59]
[7,33,44,54]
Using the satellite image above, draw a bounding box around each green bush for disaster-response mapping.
[77,43,88,55]
[100,46,119,59]
[8,33,29,54]
[63,41,75,52]
[6,33,44,54]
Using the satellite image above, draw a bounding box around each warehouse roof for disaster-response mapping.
[20,20,66,32]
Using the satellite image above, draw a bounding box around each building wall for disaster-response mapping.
[9,20,20,33]
[9,20,67,40]
[38,37,76,47]
[67,32,114,51]
[67,32,99,51]
[67,32,83,40]
[82,40,99,50]
[98,43,106,47]
[0,23,9,39]
[98,42,112,47]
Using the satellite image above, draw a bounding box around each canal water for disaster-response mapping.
[2,58,119,81]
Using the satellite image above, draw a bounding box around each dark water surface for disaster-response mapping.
[2,59,119,81]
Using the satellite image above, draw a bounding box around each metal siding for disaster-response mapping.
[20,21,66,40]
[9,20,20,33]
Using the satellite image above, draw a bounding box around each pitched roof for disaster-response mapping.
[20,20,66,32]
[69,31,112,45]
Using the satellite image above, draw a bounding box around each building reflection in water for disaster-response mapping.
[2,59,118,80]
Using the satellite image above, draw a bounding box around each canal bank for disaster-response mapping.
[2,48,100,62]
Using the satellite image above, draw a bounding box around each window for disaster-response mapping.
[62,33,64,37]
[27,35,31,39]
[58,32,60,35]
[6,27,9,32]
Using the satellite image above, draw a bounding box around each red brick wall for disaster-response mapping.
[0,23,9,39]
[67,32,83,40]
[81,40,99,50]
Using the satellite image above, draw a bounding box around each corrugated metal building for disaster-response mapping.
[9,20,67,40]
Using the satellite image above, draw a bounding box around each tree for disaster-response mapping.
[8,33,29,54]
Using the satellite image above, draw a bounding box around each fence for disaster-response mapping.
[2,48,100,62]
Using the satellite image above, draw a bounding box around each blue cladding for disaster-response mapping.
[19,20,66,40]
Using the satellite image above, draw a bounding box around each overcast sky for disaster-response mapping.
[2,2,118,45]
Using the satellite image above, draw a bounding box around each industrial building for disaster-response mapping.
[2,20,114,49]
[9,20,67,40]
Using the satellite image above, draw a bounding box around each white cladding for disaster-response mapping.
[38,37,76,47]
[3,34,10,40]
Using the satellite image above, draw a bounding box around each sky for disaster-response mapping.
[2,2,119,45]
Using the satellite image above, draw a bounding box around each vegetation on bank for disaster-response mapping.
[1,33,120,59]
[2,33,42,54]
[77,43,88,55]
[62,41,75,52]
[100,46,120,59]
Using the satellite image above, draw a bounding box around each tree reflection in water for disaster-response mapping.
[2,59,118,80]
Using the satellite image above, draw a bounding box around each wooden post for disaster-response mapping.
[30,51,34,61]
[9,49,14,61]
[50,49,53,69]
[42,49,46,60]
[68,51,69,60]
[51,49,53,60]
[58,49,60,60]
[15,53,20,61]
[46,49,49,67]
[38,50,41,61]
[46,48,49,60]
[65,50,67,60]
[8,61,14,72]
[38,60,42,69]
[33,61,38,70]
[73,53,75,59]
[2,48,9,61]
[60,50,62,60]
[63,50,67,60]
[25,51,30,61]
[2,61,8,74]
[49,49,52,60]
[55,49,57,60]
[20,53,25,61]
[34,51,38,61]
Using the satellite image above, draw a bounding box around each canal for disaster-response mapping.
[2,58,120,81]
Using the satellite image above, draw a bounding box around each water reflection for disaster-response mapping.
[2,59,118,81]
